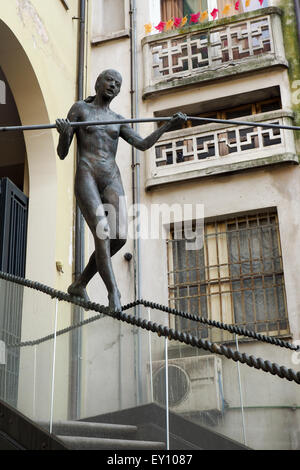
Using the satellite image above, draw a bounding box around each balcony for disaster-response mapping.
[142,7,288,99]
[145,110,298,190]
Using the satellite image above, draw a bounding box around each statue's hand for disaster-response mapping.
[169,112,187,127]
[56,118,72,135]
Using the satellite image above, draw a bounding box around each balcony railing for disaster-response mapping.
[142,8,287,99]
[146,111,298,189]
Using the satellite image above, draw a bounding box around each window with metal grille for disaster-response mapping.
[167,211,289,341]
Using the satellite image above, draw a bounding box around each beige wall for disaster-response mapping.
[86,0,300,446]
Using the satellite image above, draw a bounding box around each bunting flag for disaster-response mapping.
[181,16,188,26]
[155,21,166,32]
[144,23,152,34]
[200,11,208,22]
[222,4,232,15]
[144,1,265,35]
[190,12,201,23]
[166,19,174,30]
[173,17,182,27]
[211,8,219,20]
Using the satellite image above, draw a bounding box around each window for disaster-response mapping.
[168,211,289,340]
[160,0,269,22]
[92,0,125,38]
[157,97,282,133]
[160,0,244,22]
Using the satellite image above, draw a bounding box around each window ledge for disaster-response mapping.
[145,153,299,191]
[91,29,130,46]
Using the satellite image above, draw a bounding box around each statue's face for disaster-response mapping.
[96,70,122,100]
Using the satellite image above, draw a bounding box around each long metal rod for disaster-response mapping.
[0,116,299,132]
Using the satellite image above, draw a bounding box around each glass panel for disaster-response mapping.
[235,335,300,449]
[167,325,247,449]
[0,278,57,433]
[51,302,169,450]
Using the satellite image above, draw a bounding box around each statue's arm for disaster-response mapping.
[56,103,81,160]
[120,112,187,151]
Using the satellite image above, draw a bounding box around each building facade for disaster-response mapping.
[0,0,300,450]
[86,0,300,449]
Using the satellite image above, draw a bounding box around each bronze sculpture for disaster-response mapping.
[56,69,186,312]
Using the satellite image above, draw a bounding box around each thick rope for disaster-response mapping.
[0,271,297,352]
[1,271,300,385]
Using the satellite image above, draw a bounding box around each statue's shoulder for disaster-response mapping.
[67,100,89,120]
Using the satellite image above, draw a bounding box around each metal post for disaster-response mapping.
[50,299,58,434]
[235,334,247,446]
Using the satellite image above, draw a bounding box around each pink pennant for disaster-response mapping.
[173,17,182,27]
[258,0,264,5]
[235,0,240,10]
[155,21,166,32]
[211,8,219,20]
[190,12,200,23]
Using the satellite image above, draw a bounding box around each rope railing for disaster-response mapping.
[1,271,300,385]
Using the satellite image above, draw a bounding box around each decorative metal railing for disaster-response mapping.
[148,113,296,183]
[142,8,286,96]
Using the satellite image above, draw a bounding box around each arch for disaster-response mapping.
[0,19,57,286]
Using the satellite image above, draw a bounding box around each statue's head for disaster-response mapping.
[95,69,122,100]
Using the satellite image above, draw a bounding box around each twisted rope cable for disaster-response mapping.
[0,271,298,351]
[7,298,300,386]
[138,300,298,351]
[1,272,300,385]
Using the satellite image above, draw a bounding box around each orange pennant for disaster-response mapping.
[200,11,208,22]
[222,4,231,15]
[181,16,188,26]
[166,19,174,30]
[144,23,152,34]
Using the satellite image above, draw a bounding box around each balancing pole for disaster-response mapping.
[0,116,299,132]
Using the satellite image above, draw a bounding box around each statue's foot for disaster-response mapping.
[108,290,122,314]
[68,282,90,303]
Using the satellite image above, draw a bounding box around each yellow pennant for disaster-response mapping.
[166,19,174,30]
[181,16,188,26]
[245,0,251,6]
[200,11,208,22]
[222,4,232,15]
[144,23,152,34]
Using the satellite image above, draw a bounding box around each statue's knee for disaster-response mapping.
[96,218,110,240]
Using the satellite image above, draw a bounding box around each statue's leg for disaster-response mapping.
[68,166,122,312]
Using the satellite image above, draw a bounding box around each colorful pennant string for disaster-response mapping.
[145,1,264,35]
[211,8,219,20]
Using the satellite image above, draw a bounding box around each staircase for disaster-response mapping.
[48,420,166,450]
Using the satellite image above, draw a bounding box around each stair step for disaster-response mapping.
[45,421,138,439]
[58,435,166,450]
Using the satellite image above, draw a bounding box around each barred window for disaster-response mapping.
[167,211,289,340]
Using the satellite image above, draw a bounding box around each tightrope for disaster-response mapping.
[1,271,300,385]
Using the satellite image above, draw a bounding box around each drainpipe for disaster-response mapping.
[129,0,143,405]
[295,0,300,48]
[69,0,86,420]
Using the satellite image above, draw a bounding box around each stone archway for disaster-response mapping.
[0,19,57,286]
